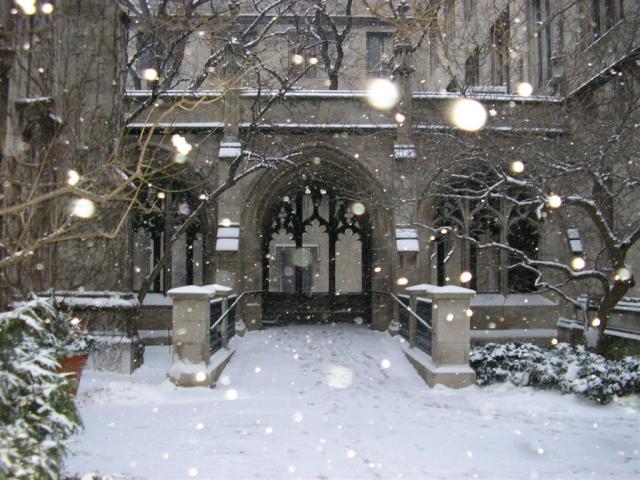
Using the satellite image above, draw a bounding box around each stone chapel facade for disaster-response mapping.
[1,1,639,360]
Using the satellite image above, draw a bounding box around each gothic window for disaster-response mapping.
[592,0,602,37]
[507,204,540,293]
[465,47,480,86]
[588,0,625,41]
[366,32,393,77]
[287,31,319,78]
[490,8,510,87]
[132,184,205,293]
[263,183,371,295]
[433,188,539,294]
[531,0,553,90]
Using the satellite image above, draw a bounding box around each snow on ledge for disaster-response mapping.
[31,291,139,309]
[470,293,557,307]
[125,89,561,103]
[142,293,172,307]
[471,328,557,339]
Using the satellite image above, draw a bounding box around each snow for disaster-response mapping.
[166,285,216,296]
[393,144,417,159]
[606,329,640,341]
[218,227,240,238]
[406,284,475,295]
[127,121,563,135]
[401,340,475,375]
[471,328,558,339]
[18,291,139,309]
[219,141,242,159]
[558,317,640,340]
[216,238,239,251]
[396,239,419,252]
[66,325,639,479]
[578,295,640,313]
[142,293,172,306]
[167,359,208,379]
[471,294,557,307]
[203,284,233,293]
[395,228,419,250]
[569,239,584,253]
[126,89,561,103]
[395,228,418,239]
[15,96,53,103]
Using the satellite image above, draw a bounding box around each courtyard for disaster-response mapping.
[67,325,639,479]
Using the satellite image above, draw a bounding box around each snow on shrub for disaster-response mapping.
[470,342,640,404]
[0,298,82,479]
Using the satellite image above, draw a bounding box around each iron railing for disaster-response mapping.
[209,298,225,354]
[373,290,433,356]
[415,297,433,356]
[209,290,263,354]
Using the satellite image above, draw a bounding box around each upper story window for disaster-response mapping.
[531,0,553,90]
[464,47,480,86]
[589,0,625,41]
[443,0,456,37]
[366,32,393,77]
[287,32,319,78]
[490,8,510,87]
[432,187,540,294]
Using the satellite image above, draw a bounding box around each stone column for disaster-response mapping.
[391,0,417,226]
[167,285,216,386]
[405,284,476,388]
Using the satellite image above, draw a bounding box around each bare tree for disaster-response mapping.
[420,62,639,354]
[0,0,316,308]
[307,0,354,90]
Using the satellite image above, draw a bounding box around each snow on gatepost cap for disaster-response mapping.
[405,284,475,297]
[202,284,233,294]
[167,285,222,297]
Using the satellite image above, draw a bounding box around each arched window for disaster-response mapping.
[432,188,539,294]
[507,204,539,293]
[132,181,206,292]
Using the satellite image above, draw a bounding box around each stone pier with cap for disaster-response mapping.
[403,284,476,388]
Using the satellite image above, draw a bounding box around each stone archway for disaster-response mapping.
[261,177,373,324]
[239,143,395,329]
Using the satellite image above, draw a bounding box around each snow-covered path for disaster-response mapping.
[67,325,639,479]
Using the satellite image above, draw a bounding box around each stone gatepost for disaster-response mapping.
[166,285,216,387]
[404,284,477,388]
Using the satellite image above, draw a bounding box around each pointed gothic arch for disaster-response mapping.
[239,143,394,326]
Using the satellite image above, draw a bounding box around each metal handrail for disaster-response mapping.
[209,290,264,331]
[372,290,433,331]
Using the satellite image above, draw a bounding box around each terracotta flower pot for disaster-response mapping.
[57,354,89,396]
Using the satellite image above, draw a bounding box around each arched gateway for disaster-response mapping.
[239,145,393,327]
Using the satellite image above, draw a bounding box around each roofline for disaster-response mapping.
[126,121,564,136]
[125,88,562,104]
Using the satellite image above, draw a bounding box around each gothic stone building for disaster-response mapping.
[1,1,639,368]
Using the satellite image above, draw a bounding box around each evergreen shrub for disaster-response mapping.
[470,342,640,404]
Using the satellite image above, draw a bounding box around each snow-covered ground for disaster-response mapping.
[66,325,639,480]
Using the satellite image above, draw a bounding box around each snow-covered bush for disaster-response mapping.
[470,342,640,404]
[0,299,82,479]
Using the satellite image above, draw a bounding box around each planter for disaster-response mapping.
[57,354,89,396]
